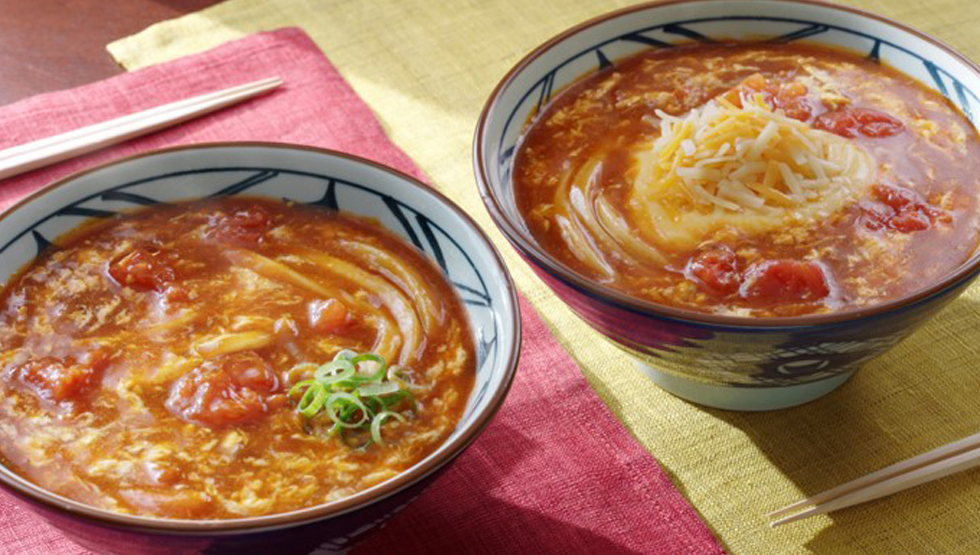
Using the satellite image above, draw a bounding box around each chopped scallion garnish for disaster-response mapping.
[370,411,407,447]
[287,350,416,448]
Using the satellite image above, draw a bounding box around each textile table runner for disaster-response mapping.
[106,0,980,553]
[0,28,721,554]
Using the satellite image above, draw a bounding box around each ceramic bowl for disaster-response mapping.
[474,0,980,410]
[0,143,521,554]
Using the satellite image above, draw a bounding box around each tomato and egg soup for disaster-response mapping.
[0,197,475,518]
[514,42,980,316]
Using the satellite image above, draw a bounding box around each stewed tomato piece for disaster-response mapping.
[721,73,814,121]
[308,299,350,334]
[204,204,273,246]
[740,260,830,303]
[814,108,904,138]
[166,351,282,427]
[9,350,109,406]
[685,246,741,296]
[861,184,951,232]
[108,247,176,292]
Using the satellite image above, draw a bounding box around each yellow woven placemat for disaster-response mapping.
[109,1,980,552]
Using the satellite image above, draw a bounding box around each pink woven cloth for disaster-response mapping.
[0,28,723,555]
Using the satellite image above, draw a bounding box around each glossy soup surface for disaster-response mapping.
[0,197,474,519]
[514,42,980,316]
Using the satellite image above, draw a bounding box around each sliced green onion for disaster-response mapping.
[338,394,372,418]
[357,382,400,397]
[334,349,358,361]
[297,383,329,418]
[325,392,370,429]
[361,395,385,415]
[315,360,355,384]
[316,359,353,376]
[288,350,418,449]
[378,390,408,408]
[370,411,407,447]
[351,352,385,367]
[386,364,407,382]
[350,353,386,382]
[387,364,423,392]
[288,379,319,398]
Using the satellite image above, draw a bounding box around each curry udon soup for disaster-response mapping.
[514,42,980,317]
[0,197,475,519]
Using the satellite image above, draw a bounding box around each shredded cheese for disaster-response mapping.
[627,94,875,250]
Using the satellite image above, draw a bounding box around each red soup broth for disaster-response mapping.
[514,42,980,317]
[0,197,474,519]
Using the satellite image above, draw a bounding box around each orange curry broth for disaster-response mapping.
[0,197,474,519]
[514,42,980,316]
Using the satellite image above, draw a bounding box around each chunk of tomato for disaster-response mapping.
[204,205,273,246]
[108,247,176,293]
[9,350,109,404]
[889,212,929,232]
[740,260,830,303]
[775,95,814,122]
[166,351,279,427]
[721,73,814,122]
[308,299,350,334]
[862,184,951,233]
[814,108,904,138]
[685,246,741,296]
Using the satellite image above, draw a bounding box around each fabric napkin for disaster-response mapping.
[106,2,980,553]
[0,28,722,554]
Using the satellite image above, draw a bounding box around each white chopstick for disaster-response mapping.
[769,430,980,526]
[0,76,283,181]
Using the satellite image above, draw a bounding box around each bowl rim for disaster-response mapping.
[0,142,523,532]
[474,0,980,329]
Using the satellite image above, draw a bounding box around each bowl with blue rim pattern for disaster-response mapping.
[0,143,520,554]
[474,0,980,411]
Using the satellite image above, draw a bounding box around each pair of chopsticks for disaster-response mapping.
[0,76,283,181]
[769,430,980,526]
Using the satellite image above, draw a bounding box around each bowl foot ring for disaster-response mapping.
[635,361,855,411]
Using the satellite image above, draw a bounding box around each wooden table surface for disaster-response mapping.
[0,0,219,106]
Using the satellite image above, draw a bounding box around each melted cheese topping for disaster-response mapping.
[627,95,876,250]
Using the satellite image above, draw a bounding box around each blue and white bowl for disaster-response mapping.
[475,0,980,410]
[0,143,520,554]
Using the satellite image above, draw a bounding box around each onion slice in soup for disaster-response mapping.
[225,249,404,364]
[340,240,444,333]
